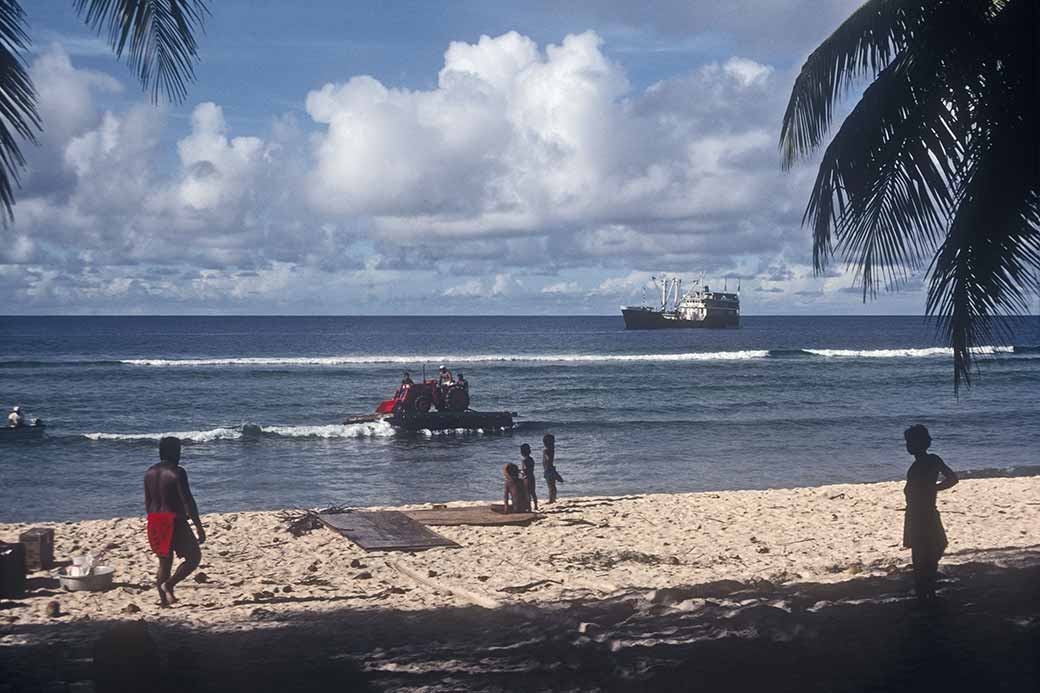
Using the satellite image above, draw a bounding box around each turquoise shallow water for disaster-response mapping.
[1,315,1037,522]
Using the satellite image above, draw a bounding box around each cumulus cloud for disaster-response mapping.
[304,30,798,257]
[443,273,522,298]
[541,281,580,294]
[175,103,265,212]
[4,31,884,314]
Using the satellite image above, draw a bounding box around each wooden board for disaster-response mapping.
[404,505,543,527]
[317,511,459,552]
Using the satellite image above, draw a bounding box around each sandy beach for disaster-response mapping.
[2,477,1039,691]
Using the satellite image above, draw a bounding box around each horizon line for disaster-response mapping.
[2,313,1038,319]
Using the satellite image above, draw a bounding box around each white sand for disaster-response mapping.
[1,478,1037,633]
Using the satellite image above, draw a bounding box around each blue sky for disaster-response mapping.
[4,0,949,315]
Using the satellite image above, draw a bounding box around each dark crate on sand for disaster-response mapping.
[0,542,26,597]
[19,527,54,571]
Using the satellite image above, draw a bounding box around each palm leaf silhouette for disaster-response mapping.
[0,0,208,221]
[782,0,1039,389]
[0,1,39,223]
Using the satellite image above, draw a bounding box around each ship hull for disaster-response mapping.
[621,308,739,330]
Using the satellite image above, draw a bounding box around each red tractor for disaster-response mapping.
[375,380,470,415]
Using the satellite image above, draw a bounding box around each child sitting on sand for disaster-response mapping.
[503,463,531,513]
[902,424,958,603]
[520,443,538,510]
[542,434,564,503]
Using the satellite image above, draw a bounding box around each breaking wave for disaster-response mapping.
[115,345,1027,367]
[119,352,770,366]
[7,346,1032,371]
[261,421,395,438]
[83,427,242,443]
[799,346,1016,359]
[83,421,396,443]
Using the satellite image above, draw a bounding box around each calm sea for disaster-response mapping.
[1,315,1038,522]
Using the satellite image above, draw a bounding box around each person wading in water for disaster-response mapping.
[144,436,206,607]
[902,424,958,603]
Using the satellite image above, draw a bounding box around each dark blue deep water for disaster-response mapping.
[1,315,1038,522]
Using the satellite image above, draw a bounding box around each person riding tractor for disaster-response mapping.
[377,369,470,414]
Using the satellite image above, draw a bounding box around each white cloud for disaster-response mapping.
[722,57,774,87]
[443,279,485,297]
[175,103,265,211]
[4,33,899,315]
[304,30,793,253]
[541,281,580,294]
[442,273,522,298]
[591,271,653,296]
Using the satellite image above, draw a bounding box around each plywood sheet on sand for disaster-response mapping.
[404,505,543,526]
[318,511,459,552]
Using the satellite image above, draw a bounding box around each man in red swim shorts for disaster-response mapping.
[144,436,205,607]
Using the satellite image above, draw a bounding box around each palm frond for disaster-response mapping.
[73,0,209,103]
[926,127,1040,391]
[839,58,979,296]
[780,0,998,168]
[0,0,40,222]
[779,0,924,168]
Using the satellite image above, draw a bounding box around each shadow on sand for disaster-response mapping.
[2,553,1038,692]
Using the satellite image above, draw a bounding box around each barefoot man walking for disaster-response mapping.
[145,436,205,606]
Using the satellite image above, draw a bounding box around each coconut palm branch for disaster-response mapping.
[781,0,1039,389]
[0,1,39,223]
[73,0,209,103]
[0,0,208,222]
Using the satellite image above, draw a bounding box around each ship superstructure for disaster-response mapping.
[621,276,740,329]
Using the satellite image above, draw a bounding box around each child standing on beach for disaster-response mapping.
[902,424,958,603]
[542,434,563,503]
[520,443,538,510]
[503,463,531,513]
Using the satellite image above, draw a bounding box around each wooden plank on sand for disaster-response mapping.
[318,511,459,552]
[404,504,543,526]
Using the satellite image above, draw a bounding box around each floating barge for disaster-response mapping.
[344,410,515,432]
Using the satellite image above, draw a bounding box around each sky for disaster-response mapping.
[1,0,955,316]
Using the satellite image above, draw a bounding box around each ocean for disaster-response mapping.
[1,315,1038,523]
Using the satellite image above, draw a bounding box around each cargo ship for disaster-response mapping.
[621,276,740,329]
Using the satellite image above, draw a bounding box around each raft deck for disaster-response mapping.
[344,410,515,431]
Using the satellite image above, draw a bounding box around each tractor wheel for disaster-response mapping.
[446,387,469,412]
[413,395,432,413]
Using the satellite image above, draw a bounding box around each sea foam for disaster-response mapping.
[119,351,772,367]
[83,421,395,443]
[83,427,242,443]
[262,421,395,438]
[117,345,1021,367]
[803,346,1015,358]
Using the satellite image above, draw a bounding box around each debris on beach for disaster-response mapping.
[277,505,352,537]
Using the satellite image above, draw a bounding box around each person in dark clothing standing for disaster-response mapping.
[144,436,205,607]
[902,424,958,603]
[542,433,563,503]
[520,443,538,510]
